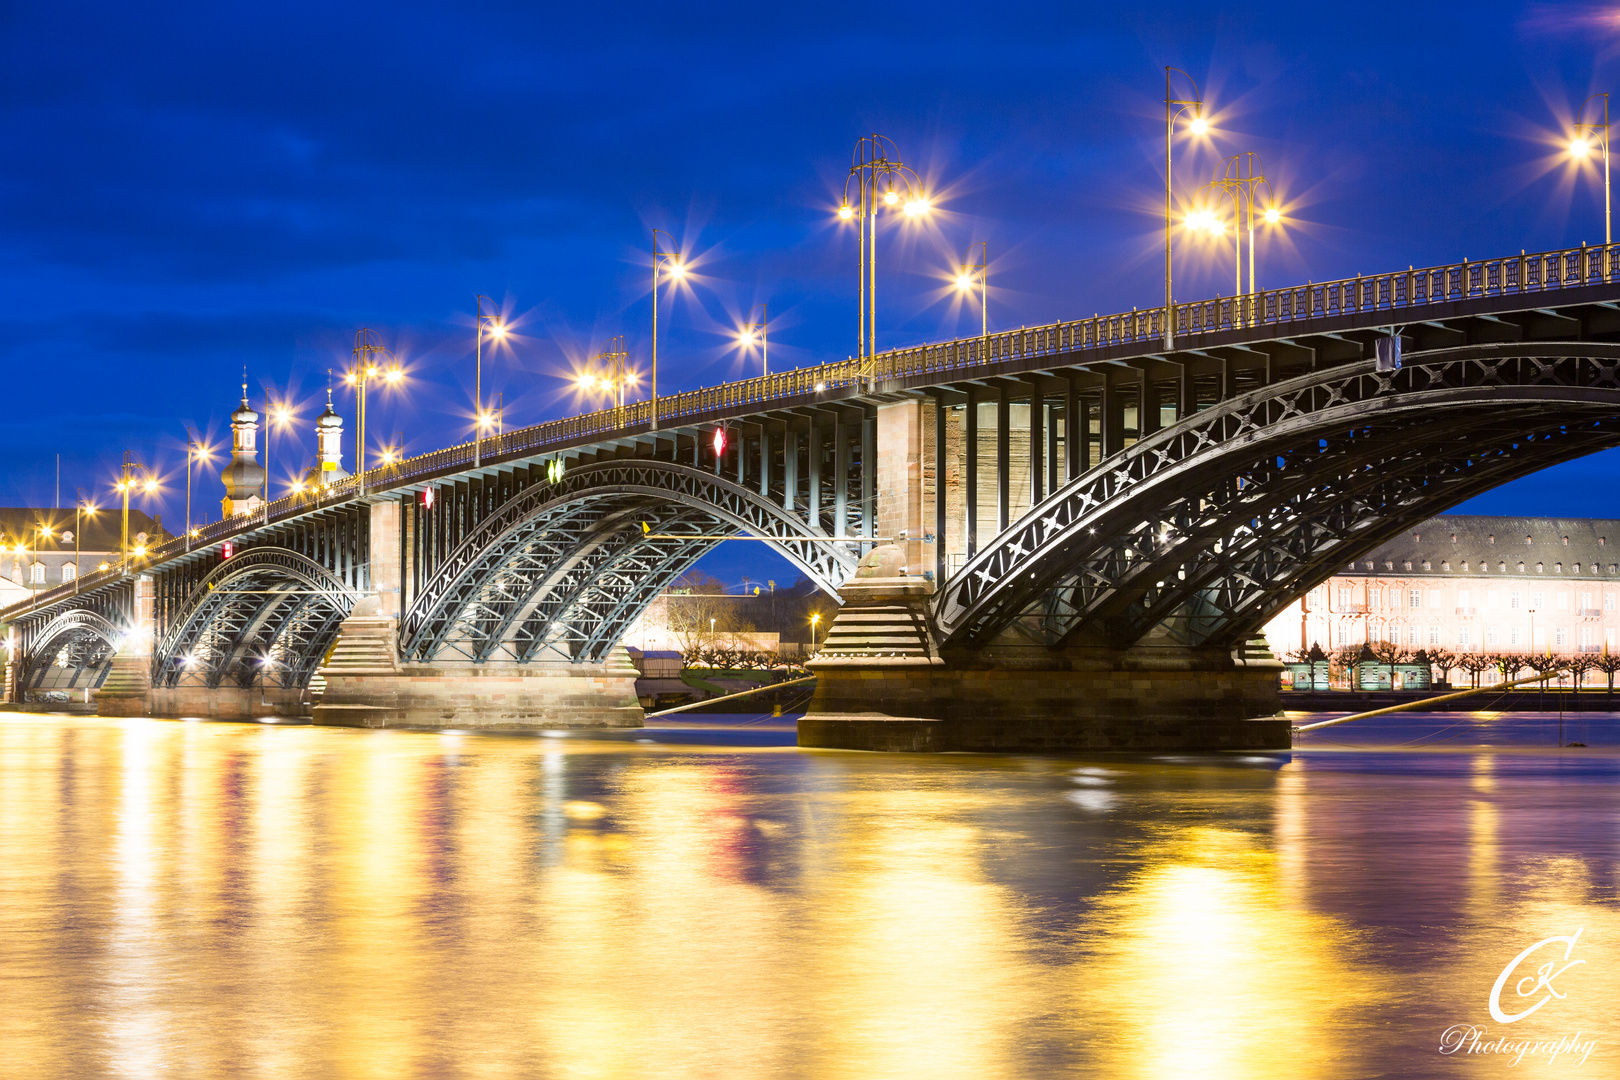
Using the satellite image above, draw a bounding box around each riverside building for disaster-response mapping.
[1262,515,1620,666]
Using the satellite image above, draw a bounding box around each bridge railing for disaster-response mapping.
[9,242,1618,620]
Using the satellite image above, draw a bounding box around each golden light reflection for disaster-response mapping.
[1071,825,1390,1080]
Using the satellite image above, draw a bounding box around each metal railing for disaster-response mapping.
[10,241,1620,620]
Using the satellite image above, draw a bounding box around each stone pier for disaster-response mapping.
[311,502,644,731]
[798,545,1290,753]
[96,575,154,718]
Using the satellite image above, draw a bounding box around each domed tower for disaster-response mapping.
[221,379,267,517]
[303,386,350,489]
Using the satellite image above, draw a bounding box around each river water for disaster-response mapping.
[2,713,1618,1079]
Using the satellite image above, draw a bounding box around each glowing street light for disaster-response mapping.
[840,134,932,361]
[183,430,213,552]
[651,228,684,431]
[1570,92,1611,245]
[114,451,157,573]
[474,295,506,467]
[263,399,296,526]
[349,329,404,496]
[1164,67,1207,349]
[739,304,768,377]
[956,241,988,342]
[1196,152,1280,307]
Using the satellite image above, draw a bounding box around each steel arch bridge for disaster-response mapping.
[933,342,1620,653]
[150,548,360,691]
[15,609,124,694]
[399,460,859,664]
[8,241,1620,721]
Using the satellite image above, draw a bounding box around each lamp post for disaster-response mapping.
[578,334,637,423]
[1571,92,1612,246]
[183,431,211,551]
[1193,153,1279,325]
[74,498,94,593]
[114,451,157,575]
[349,328,403,497]
[839,135,930,362]
[474,295,506,467]
[651,229,685,431]
[810,611,821,653]
[263,400,294,527]
[1164,68,1206,350]
[740,304,769,377]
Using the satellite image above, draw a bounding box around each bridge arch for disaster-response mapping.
[18,609,125,693]
[935,343,1620,652]
[152,548,360,690]
[401,460,859,664]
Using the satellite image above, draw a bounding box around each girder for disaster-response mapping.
[937,343,1620,651]
[401,460,857,664]
[151,547,359,690]
[17,609,124,691]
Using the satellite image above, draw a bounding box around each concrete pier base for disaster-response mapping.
[95,653,153,717]
[798,545,1290,753]
[312,606,644,730]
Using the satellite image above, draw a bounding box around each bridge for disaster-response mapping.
[8,244,1620,750]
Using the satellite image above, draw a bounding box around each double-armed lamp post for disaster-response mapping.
[348,328,403,496]
[956,241,988,342]
[839,134,931,363]
[114,451,158,574]
[1190,152,1281,308]
[473,295,506,467]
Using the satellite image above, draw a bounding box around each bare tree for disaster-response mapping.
[1425,648,1458,688]
[1456,651,1496,688]
[1567,653,1598,694]
[1594,651,1620,695]
[1369,639,1408,687]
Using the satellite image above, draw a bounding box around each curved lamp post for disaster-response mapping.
[348,328,403,497]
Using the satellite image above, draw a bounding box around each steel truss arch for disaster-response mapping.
[152,547,360,690]
[401,460,858,664]
[936,343,1620,651]
[18,609,126,690]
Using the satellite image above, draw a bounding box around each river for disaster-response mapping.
[1,713,1616,1078]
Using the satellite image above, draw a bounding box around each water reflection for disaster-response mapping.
[0,717,1616,1078]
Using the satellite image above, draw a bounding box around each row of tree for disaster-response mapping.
[1289,642,1620,690]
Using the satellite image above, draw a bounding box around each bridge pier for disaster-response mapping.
[313,598,643,729]
[799,547,1290,753]
[95,576,154,717]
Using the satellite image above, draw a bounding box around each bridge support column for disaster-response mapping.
[96,575,155,717]
[2,624,16,703]
[313,602,643,731]
[799,546,1290,753]
[875,401,927,577]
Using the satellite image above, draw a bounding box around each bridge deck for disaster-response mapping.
[9,243,1620,624]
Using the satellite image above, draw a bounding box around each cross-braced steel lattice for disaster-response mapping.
[151,547,359,690]
[18,609,124,690]
[936,343,1620,651]
[401,460,858,664]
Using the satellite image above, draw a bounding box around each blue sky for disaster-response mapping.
[3,1,1619,589]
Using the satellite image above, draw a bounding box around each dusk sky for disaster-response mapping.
[5,2,1620,587]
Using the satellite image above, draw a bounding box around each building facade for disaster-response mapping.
[0,507,166,610]
[1263,515,1620,666]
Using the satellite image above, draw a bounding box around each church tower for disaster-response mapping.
[221,379,267,517]
[303,385,350,489]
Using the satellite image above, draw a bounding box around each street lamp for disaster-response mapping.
[1164,67,1207,349]
[73,498,95,592]
[474,295,506,467]
[810,611,821,652]
[348,328,403,496]
[1192,153,1280,325]
[839,134,931,362]
[956,241,988,341]
[578,334,638,421]
[114,452,157,574]
[1570,92,1611,245]
[739,304,768,377]
[263,400,295,526]
[184,431,213,552]
[651,229,685,431]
